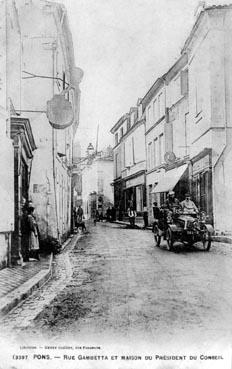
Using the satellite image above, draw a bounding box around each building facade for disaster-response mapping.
[0,0,82,268]
[143,77,166,222]
[182,4,232,232]
[111,101,146,221]
[0,0,17,268]
[81,146,114,219]
[16,0,83,247]
[147,54,190,224]
[142,4,232,232]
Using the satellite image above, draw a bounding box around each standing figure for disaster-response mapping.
[106,207,111,222]
[73,207,77,229]
[152,202,161,233]
[76,205,83,219]
[143,206,148,229]
[21,204,30,262]
[95,209,99,222]
[152,202,160,220]
[93,210,97,226]
[27,206,40,260]
[128,207,137,228]
[99,209,103,222]
[111,206,116,221]
[76,205,86,232]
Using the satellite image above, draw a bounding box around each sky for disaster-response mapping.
[58,0,230,154]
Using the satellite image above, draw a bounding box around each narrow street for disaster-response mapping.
[1,222,232,350]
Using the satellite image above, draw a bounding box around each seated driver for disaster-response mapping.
[180,193,198,214]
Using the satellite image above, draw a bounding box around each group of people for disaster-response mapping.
[152,191,199,232]
[92,206,116,224]
[21,204,40,262]
[162,191,198,214]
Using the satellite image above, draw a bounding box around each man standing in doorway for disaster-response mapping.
[128,207,137,228]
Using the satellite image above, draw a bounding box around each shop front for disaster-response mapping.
[124,172,146,215]
[190,149,213,223]
[112,178,125,220]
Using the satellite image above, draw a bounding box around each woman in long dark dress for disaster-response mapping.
[27,206,40,260]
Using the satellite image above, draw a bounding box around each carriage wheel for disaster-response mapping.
[166,228,174,251]
[201,227,212,251]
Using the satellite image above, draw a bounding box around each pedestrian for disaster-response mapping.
[111,206,116,221]
[93,210,97,226]
[27,206,40,261]
[76,204,84,220]
[158,203,169,239]
[128,207,137,228]
[95,209,99,222]
[143,206,148,229]
[73,207,77,228]
[152,202,160,233]
[99,209,103,222]
[76,205,86,233]
[106,207,111,222]
[152,202,160,219]
[21,204,30,262]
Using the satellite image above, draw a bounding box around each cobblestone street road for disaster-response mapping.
[1,222,232,350]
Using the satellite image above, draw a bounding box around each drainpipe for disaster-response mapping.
[213,14,228,169]
[212,13,228,230]
[51,44,60,243]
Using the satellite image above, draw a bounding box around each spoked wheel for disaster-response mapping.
[166,228,174,251]
[201,227,212,251]
[154,233,161,247]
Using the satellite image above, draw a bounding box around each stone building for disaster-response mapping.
[0,0,17,268]
[15,0,83,247]
[142,76,166,222]
[110,100,146,222]
[182,3,232,233]
[110,3,232,233]
[81,145,114,219]
[145,54,190,224]
[0,0,82,268]
[143,3,232,232]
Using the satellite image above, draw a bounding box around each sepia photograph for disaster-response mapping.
[0,0,232,368]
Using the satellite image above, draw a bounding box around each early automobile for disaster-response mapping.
[153,210,214,251]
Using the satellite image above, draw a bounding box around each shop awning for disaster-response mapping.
[151,164,188,193]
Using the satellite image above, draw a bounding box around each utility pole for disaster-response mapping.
[95,124,99,154]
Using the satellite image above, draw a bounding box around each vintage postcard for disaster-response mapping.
[0,0,231,368]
